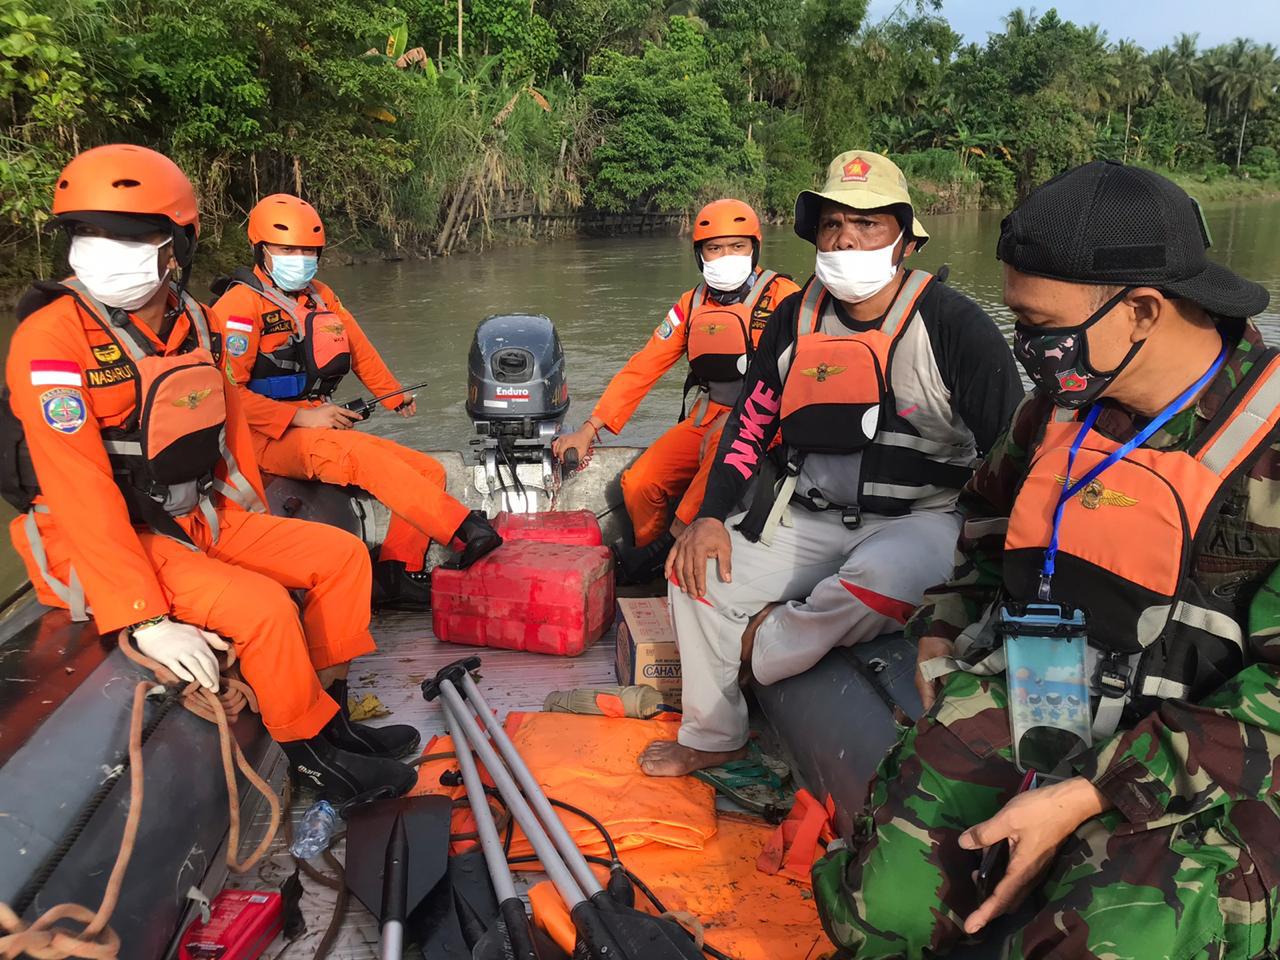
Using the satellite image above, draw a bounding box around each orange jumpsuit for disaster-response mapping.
[6,288,374,742]
[594,271,798,546]
[211,271,469,570]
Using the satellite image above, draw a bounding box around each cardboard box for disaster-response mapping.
[615,597,682,709]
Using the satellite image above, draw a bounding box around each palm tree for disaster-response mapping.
[1231,43,1280,168]
[1169,32,1205,98]
[1113,40,1152,161]
[1002,7,1037,38]
[1148,46,1176,96]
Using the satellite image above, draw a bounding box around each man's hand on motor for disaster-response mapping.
[293,403,362,430]
[958,777,1111,934]
[666,517,732,599]
[914,634,954,712]
[552,423,596,461]
[133,617,230,693]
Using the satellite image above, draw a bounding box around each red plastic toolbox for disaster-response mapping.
[432,541,615,656]
[492,510,603,547]
[178,890,282,960]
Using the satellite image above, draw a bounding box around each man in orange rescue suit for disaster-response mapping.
[3,146,420,802]
[647,151,1023,776]
[552,200,799,583]
[210,195,500,605]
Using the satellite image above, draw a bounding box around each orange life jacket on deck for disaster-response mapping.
[779,269,932,454]
[1003,349,1280,723]
[685,269,779,405]
[216,268,352,399]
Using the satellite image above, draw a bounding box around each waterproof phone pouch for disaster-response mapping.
[998,602,1092,776]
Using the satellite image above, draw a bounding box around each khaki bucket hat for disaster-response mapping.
[795,150,928,249]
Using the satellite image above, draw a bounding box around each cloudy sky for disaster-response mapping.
[862,0,1280,51]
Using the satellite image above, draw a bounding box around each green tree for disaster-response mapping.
[1112,39,1152,161]
[583,16,759,211]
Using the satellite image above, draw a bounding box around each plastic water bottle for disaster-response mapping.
[290,800,338,859]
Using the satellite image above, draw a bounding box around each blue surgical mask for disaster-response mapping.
[268,254,319,291]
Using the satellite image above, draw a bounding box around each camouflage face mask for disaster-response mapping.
[1013,286,1138,408]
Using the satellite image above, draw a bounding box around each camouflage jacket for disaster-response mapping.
[907,320,1280,831]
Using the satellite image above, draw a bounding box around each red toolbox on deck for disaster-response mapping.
[432,541,615,656]
[492,510,603,547]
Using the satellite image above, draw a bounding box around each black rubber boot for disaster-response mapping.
[323,678,422,760]
[281,736,417,803]
[612,530,675,586]
[443,511,503,569]
[371,559,432,609]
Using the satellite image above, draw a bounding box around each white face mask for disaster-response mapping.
[814,231,903,304]
[701,254,754,292]
[69,235,171,311]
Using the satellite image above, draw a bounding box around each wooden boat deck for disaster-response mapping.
[239,608,619,960]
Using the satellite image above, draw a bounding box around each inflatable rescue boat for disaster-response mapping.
[0,314,1014,958]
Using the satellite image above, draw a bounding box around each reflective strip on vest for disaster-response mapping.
[61,280,212,361]
[796,269,930,339]
[238,279,329,335]
[1199,358,1280,474]
[872,430,970,458]
[860,481,952,502]
[24,507,89,621]
[215,428,266,515]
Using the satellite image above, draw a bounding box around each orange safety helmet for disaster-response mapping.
[52,144,200,267]
[692,199,762,245]
[248,194,326,248]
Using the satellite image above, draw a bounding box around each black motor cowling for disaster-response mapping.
[466,314,568,428]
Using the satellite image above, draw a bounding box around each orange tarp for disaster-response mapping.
[503,711,717,859]
[409,712,716,859]
[529,815,831,960]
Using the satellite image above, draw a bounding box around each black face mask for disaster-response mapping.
[1012,287,1139,408]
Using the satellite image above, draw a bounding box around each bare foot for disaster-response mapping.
[738,602,781,687]
[638,739,748,777]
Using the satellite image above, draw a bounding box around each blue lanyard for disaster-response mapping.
[1038,343,1229,600]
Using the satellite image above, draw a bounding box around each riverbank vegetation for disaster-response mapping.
[2,0,1278,291]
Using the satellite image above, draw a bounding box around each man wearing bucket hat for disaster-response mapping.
[645,151,1021,777]
[811,160,1280,958]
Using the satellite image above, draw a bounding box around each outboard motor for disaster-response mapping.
[466,313,571,512]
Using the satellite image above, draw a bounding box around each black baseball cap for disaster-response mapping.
[997,160,1270,319]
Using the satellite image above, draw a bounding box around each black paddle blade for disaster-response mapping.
[472,898,570,960]
[411,850,501,956]
[344,794,452,921]
[570,901,703,960]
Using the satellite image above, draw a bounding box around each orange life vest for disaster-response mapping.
[0,280,259,538]
[219,269,352,399]
[779,270,932,454]
[1003,349,1280,720]
[686,270,779,403]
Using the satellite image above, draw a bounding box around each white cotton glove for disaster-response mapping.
[132,617,230,693]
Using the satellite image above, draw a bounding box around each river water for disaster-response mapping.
[2,200,1277,596]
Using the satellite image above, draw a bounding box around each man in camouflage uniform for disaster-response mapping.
[812,161,1280,958]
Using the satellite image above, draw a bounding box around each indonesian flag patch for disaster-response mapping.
[656,302,684,340]
[30,359,83,387]
[224,316,255,333]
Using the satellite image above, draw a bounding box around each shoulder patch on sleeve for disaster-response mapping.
[656,303,684,340]
[40,387,86,434]
[224,316,255,333]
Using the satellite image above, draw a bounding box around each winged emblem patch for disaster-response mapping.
[1055,476,1138,509]
[801,363,847,383]
[173,388,214,410]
